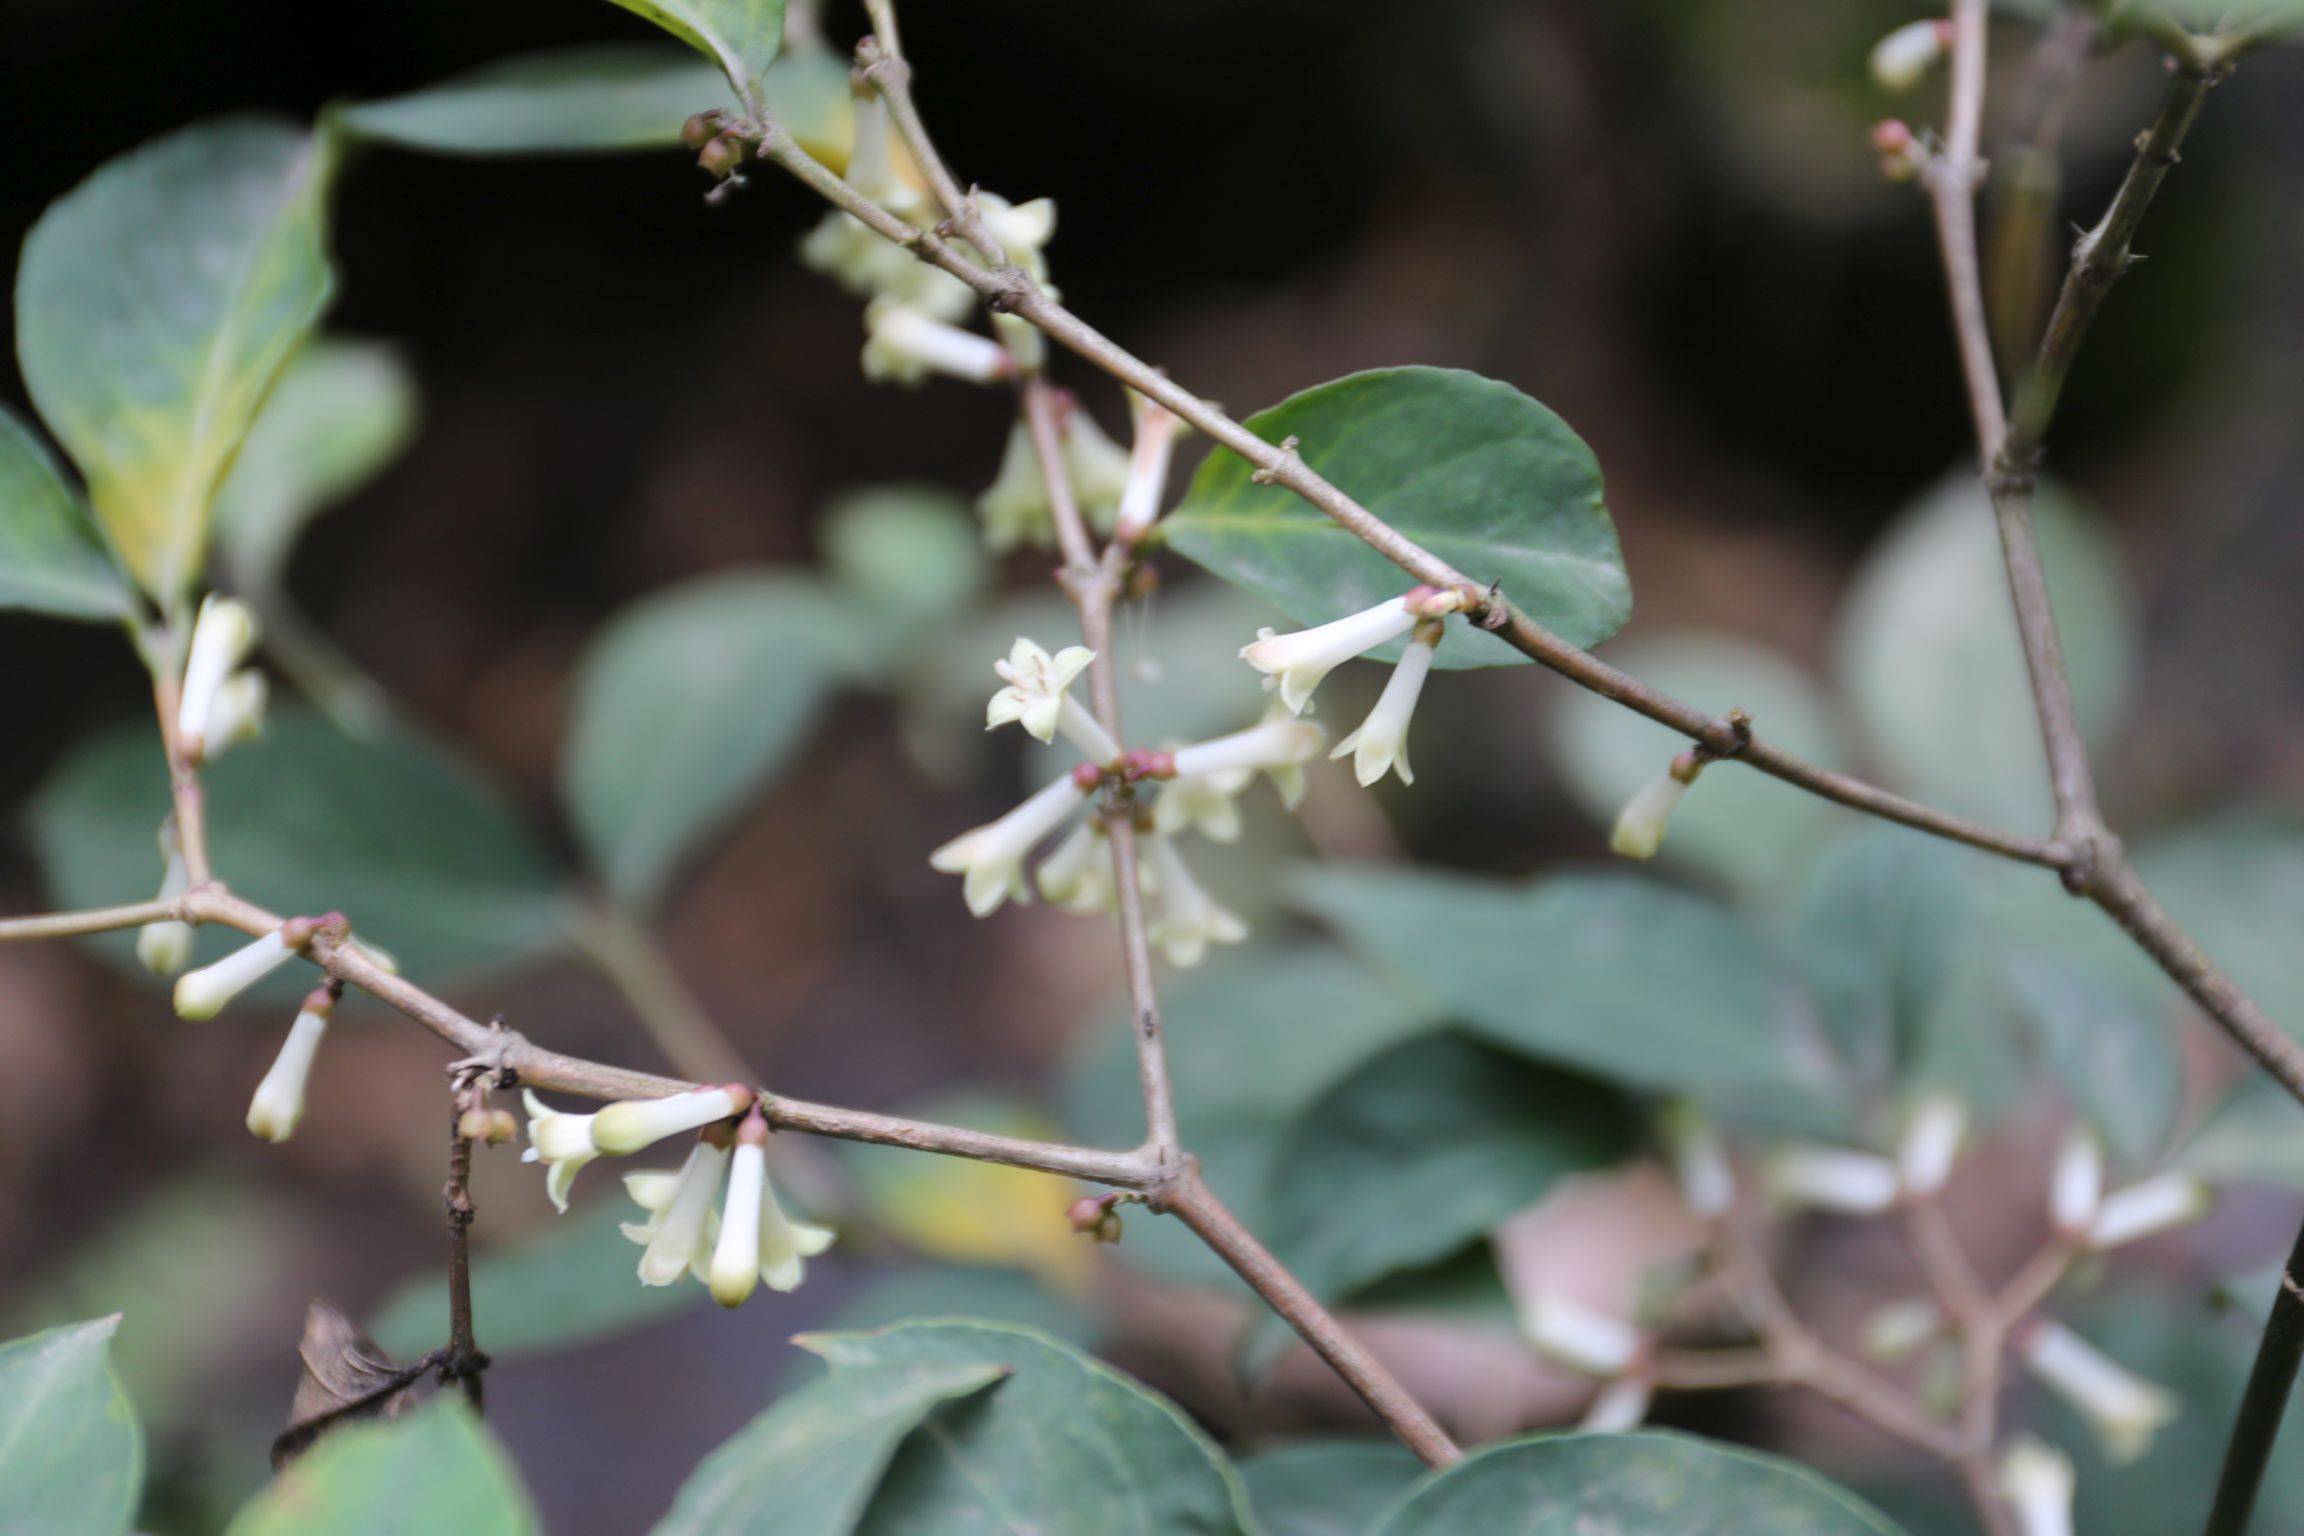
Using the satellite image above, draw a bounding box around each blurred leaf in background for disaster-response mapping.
[0,404,133,623]
[0,1316,144,1536]
[225,1400,535,1536]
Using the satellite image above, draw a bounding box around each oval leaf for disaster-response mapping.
[602,0,786,98]
[652,1360,1007,1536]
[0,406,131,622]
[1372,1432,1911,1536]
[0,1317,144,1536]
[562,571,861,909]
[1241,1439,1425,1536]
[795,1319,1257,1534]
[15,117,335,601]
[337,46,737,155]
[225,1401,535,1536]
[1165,367,1629,669]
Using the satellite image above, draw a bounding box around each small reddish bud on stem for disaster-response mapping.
[1070,761,1106,792]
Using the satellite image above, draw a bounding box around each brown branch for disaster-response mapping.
[0,898,183,942]
[442,1073,488,1412]
[1903,1199,2016,1536]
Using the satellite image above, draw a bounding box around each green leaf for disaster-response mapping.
[1165,367,1629,669]
[0,405,131,621]
[2133,810,2304,1031]
[796,1319,1257,1534]
[601,0,786,98]
[214,339,418,589]
[2003,951,2179,1166]
[225,1401,535,1536]
[1062,946,1436,1287]
[15,117,336,602]
[367,1197,698,1362]
[1263,1035,1633,1323]
[822,1267,1097,1350]
[1296,867,1841,1130]
[1836,476,2133,831]
[0,1317,144,1536]
[653,1361,1008,1536]
[2176,1074,2304,1190]
[1370,1431,1911,1535]
[337,46,737,155]
[821,486,990,642]
[563,571,861,909]
[1551,632,1841,897]
[30,708,565,990]
[1240,1439,1425,1536]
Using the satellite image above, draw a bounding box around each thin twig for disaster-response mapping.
[2202,1222,2304,1536]
[0,899,182,942]
[442,1077,488,1412]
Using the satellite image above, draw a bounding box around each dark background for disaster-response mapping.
[3,1,2302,1530]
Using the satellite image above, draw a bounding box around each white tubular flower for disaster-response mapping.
[2020,1319,2180,1464]
[708,1117,835,1305]
[1897,1094,1967,1197]
[1767,1146,1902,1215]
[1579,1375,1653,1434]
[1114,392,1184,542]
[2050,1127,2104,1236]
[1520,1293,1643,1377]
[1240,595,1418,715]
[1861,1298,1943,1362]
[1998,1438,2076,1536]
[176,595,260,752]
[621,1140,729,1286]
[246,985,335,1143]
[862,303,1011,388]
[1871,18,1951,93]
[977,420,1055,551]
[930,769,1095,916]
[590,1085,750,1157]
[1064,406,1133,523]
[2085,1174,2211,1252]
[975,192,1056,273]
[1332,622,1439,787]
[522,1089,602,1213]
[1168,708,1327,793]
[1151,767,1252,844]
[1145,835,1248,967]
[985,638,1110,757]
[1610,753,1700,860]
[137,841,193,977]
[173,920,312,1021]
[1035,818,1114,912]
[202,670,268,760]
[1660,1101,1734,1220]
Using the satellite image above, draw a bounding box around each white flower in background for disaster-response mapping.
[2085,1174,2211,1252]
[1331,621,1440,787]
[975,191,1056,273]
[1610,751,1701,860]
[708,1115,835,1306]
[1168,705,1327,810]
[861,302,1011,387]
[173,918,314,1021]
[1241,594,1418,715]
[1579,1375,1653,1433]
[984,638,1116,760]
[1063,404,1133,522]
[2050,1127,2104,1236]
[621,1139,730,1286]
[2020,1320,2180,1464]
[245,984,336,1143]
[176,595,259,754]
[1114,391,1185,543]
[930,769,1095,916]
[1035,818,1115,912]
[1860,1298,1943,1361]
[522,1090,602,1213]
[1871,18,1951,93]
[1145,835,1247,967]
[1767,1146,1901,1215]
[1659,1101,1734,1220]
[1998,1438,2076,1536]
[977,420,1055,550]
[799,98,960,314]
[1152,766,1251,843]
[202,670,268,760]
[1896,1094,1967,1197]
[136,831,193,976]
[1519,1293,1643,1377]
[590,1085,751,1157]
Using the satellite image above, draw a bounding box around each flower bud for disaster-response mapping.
[2019,1319,2178,1464]
[2085,1174,2211,1252]
[1609,754,1699,860]
[176,595,260,754]
[246,986,336,1143]
[1896,1094,1966,1197]
[486,1108,519,1144]
[591,1085,751,1156]
[1870,19,1952,93]
[1519,1293,1643,1377]
[698,134,746,179]
[680,112,719,149]
[173,924,310,1020]
[458,1106,495,1143]
[1660,1101,1734,1220]
[1998,1437,2076,1536]
[2049,1127,2104,1236]
[1861,1298,1943,1361]
[1872,119,1925,183]
[1767,1146,1901,1215]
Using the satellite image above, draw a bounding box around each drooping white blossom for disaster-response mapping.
[245,986,335,1143]
[1331,623,1438,786]
[1998,1438,2076,1536]
[2085,1174,2211,1252]
[1610,756,1699,860]
[590,1085,750,1157]
[176,595,260,753]
[1114,392,1185,543]
[2019,1319,2180,1464]
[2050,1127,2104,1236]
[173,924,307,1021]
[862,302,1011,387]
[1144,835,1247,967]
[1151,766,1252,843]
[1519,1293,1643,1377]
[1240,595,1418,715]
[1036,818,1123,913]
[1871,18,1951,93]
[1896,1094,1967,1197]
[137,837,193,976]
[930,770,1095,916]
[620,1140,729,1286]
[523,1089,602,1213]
[1167,706,1326,811]
[707,1117,835,1306]
[1767,1146,1902,1215]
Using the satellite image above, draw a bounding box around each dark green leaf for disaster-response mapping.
[562,570,861,909]
[601,0,786,97]
[367,1197,699,1362]
[797,1319,1257,1534]
[0,1317,144,1536]
[30,709,565,991]
[1297,868,1841,1130]
[1370,1431,1910,1535]
[224,1401,535,1536]
[1062,946,1436,1287]
[2003,952,2179,1166]
[0,405,131,621]
[822,1267,1097,1349]
[15,117,335,600]
[1240,1440,1425,1536]
[338,46,735,154]
[1165,367,1628,669]
[653,1361,1007,1536]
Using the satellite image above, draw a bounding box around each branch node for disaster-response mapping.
[1249,436,1301,485]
